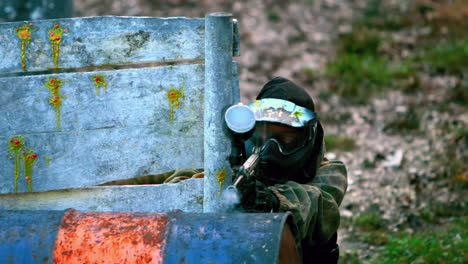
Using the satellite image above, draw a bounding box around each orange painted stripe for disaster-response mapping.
[52,209,168,264]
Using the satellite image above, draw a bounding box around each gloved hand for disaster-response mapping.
[163,169,204,183]
[239,180,279,212]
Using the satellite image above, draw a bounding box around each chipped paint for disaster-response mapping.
[90,74,108,96]
[167,87,185,122]
[48,23,69,69]
[44,77,67,130]
[0,210,294,263]
[21,148,38,192]
[8,136,24,193]
[52,210,168,263]
[14,22,37,71]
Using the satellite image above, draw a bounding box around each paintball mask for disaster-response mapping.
[248,98,319,184]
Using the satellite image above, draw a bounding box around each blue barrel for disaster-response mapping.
[0,209,300,263]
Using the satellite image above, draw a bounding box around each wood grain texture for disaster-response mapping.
[0,16,240,74]
[0,64,205,193]
[0,179,204,212]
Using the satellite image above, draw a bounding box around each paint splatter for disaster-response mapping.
[216,168,227,195]
[44,155,53,166]
[48,24,69,69]
[14,22,37,71]
[292,111,304,117]
[21,148,38,192]
[45,77,67,130]
[167,87,184,122]
[8,136,25,193]
[90,74,108,96]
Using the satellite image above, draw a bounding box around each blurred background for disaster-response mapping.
[2,0,467,263]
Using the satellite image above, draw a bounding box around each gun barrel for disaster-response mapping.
[231,175,245,188]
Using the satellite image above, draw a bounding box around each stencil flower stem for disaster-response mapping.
[14,23,37,71]
[45,77,67,129]
[91,74,108,96]
[48,24,69,69]
[22,149,38,192]
[167,87,185,122]
[8,136,25,193]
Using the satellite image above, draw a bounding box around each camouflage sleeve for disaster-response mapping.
[98,169,202,185]
[269,160,348,246]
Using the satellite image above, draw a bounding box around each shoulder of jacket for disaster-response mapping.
[320,159,345,167]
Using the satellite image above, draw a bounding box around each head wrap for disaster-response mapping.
[250,77,324,183]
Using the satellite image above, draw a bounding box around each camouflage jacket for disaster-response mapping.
[157,159,348,248]
[269,159,348,248]
[101,159,347,249]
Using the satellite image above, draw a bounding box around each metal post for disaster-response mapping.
[204,12,233,212]
[232,62,240,104]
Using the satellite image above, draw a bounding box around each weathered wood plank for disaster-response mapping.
[0,64,204,135]
[0,62,241,194]
[0,179,204,212]
[0,122,203,194]
[0,16,240,74]
[0,16,206,73]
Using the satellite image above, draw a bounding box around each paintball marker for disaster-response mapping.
[227,147,261,192]
[223,104,279,212]
[223,104,260,199]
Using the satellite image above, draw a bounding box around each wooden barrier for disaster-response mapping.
[0,14,240,213]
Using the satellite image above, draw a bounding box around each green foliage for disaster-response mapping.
[345,213,389,250]
[353,212,386,231]
[362,159,376,169]
[448,80,468,107]
[326,53,415,104]
[266,10,280,22]
[358,0,406,31]
[338,29,382,56]
[326,25,417,104]
[325,1,468,105]
[371,217,467,264]
[358,230,389,246]
[422,40,468,74]
[339,251,362,264]
[433,123,468,188]
[325,135,356,151]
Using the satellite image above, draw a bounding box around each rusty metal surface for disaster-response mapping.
[279,223,301,264]
[0,209,66,264]
[0,210,295,263]
[52,209,169,264]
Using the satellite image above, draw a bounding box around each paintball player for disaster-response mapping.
[238,77,348,263]
[164,77,348,263]
[103,77,347,263]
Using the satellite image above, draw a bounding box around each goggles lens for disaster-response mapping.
[252,122,314,154]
